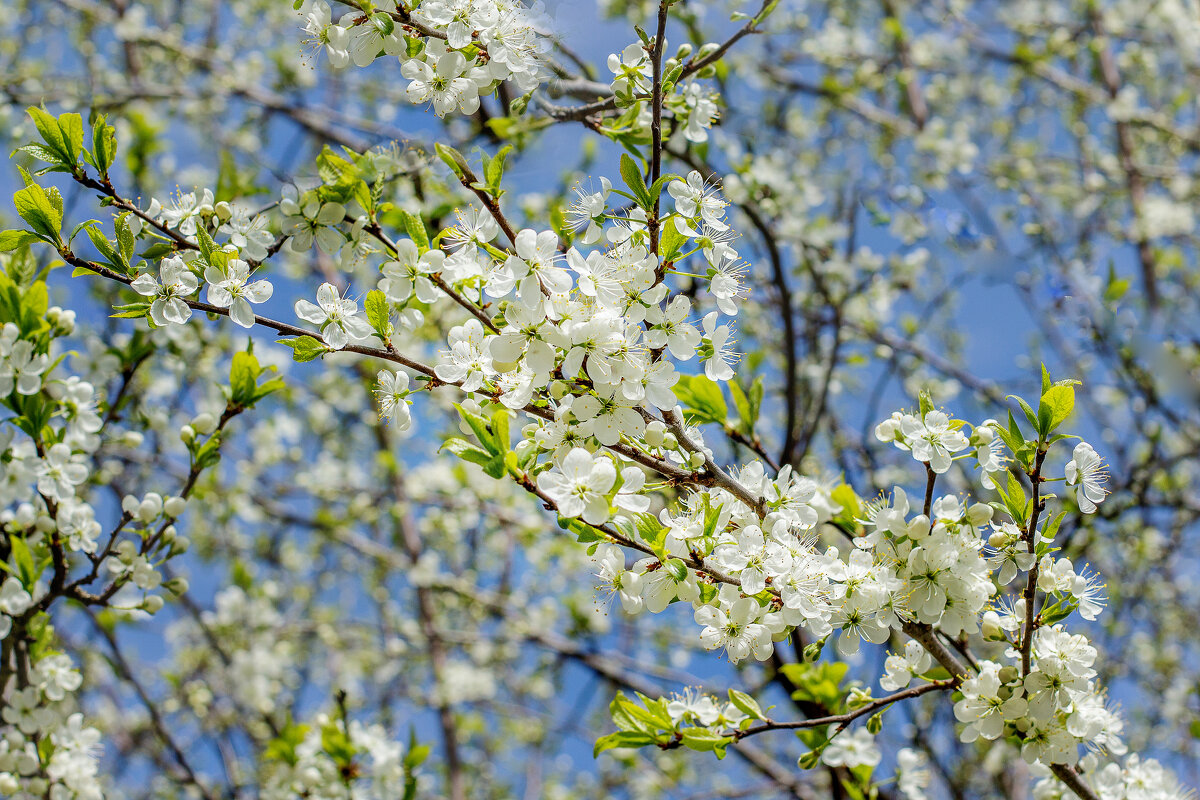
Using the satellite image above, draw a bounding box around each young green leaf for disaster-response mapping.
[364,290,393,339]
[13,184,63,244]
[278,335,330,363]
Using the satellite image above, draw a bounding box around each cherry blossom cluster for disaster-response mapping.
[301,0,549,116]
[607,41,721,143]
[0,266,188,798]
[576,391,1144,786]
[0,651,99,800]
[955,630,1124,767]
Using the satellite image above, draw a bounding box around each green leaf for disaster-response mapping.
[593,730,655,757]
[779,662,849,710]
[137,241,175,260]
[15,143,64,166]
[398,210,430,251]
[320,720,360,766]
[440,437,495,468]
[110,301,151,319]
[663,557,688,582]
[728,689,765,721]
[1000,471,1029,524]
[490,408,511,453]
[831,484,861,517]
[83,224,120,268]
[264,721,310,766]
[673,374,727,425]
[27,107,69,164]
[1040,599,1078,626]
[57,112,84,164]
[483,144,512,197]
[622,511,667,554]
[619,153,651,209]
[229,350,261,406]
[435,142,470,179]
[9,536,38,587]
[1037,384,1074,434]
[364,290,392,338]
[754,0,782,24]
[91,115,117,176]
[370,10,394,35]
[658,214,688,262]
[1010,394,1040,437]
[115,213,135,264]
[194,225,217,263]
[917,389,935,417]
[0,230,42,252]
[680,728,732,756]
[1041,510,1066,542]
[993,411,1024,455]
[559,515,605,543]
[13,184,62,244]
[277,335,329,363]
[23,281,48,320]
[454,403,499,454]
[728,379,751,430]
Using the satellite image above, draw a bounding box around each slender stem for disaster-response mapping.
[1020,446,1048,676]
[1050,764,1102,800]
[922,462,936,518]
[647,0,669,257]
[659,679,955,751]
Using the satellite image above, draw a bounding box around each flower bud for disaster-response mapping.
[191,412,218,435]
[35,514,56,533]
[142,594,165,614]
[164,577,190,596]
[514,438,536,462]
[998,665,1019,685]
[214,201,232,221]
[145,492,165,515]
[981,611,1004,641]
[966,503,993,526]
[164,496,187,518]
[644,420,666,448]
[688,451,706,469]
[907,514,931,539]
[662,432,678,450]
[179,425,196,444]
[874,417,901,442]
[121,430,145,448]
